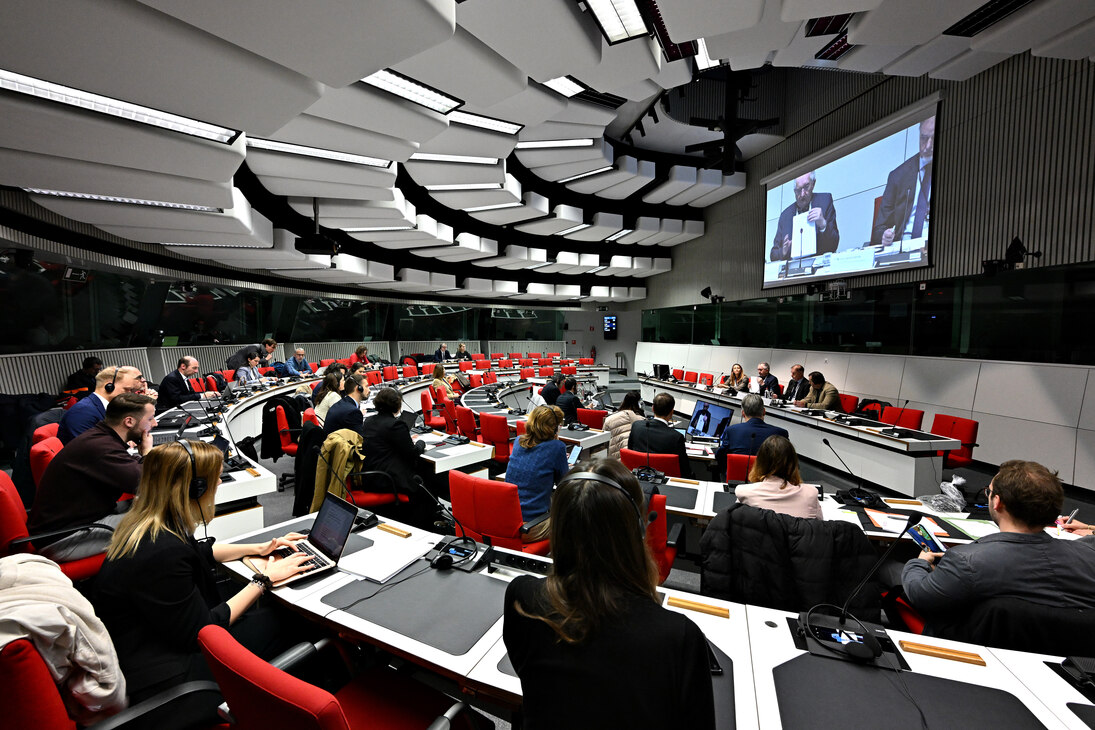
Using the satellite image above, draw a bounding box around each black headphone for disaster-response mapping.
[557,470,648,540]
[104,367,119,394]
[179,440,208,500]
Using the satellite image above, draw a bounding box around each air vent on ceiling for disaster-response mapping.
[943,0,1035,37]
[815,33,855,61]
[574,89,628,110]
[805,14,852,37]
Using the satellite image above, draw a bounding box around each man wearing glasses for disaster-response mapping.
[770,171,840,261]
[58,365,147,444]
[872,115,935,246]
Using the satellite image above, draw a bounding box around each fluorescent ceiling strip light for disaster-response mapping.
[605,229,633,241]
[447,110,523,135]
[0,68,237,143]
[558,166,613,183]
[424,182,503,191]
[464,201,524,212]
[586,265,609,274]
[556,223,591,236]
[247,138,391,168]
[587,0,648,43]
[24,188,220,211]
[433,288,463,293]
[694,38,720,71]
[543,76,585,97]
[342,224,415,232]
[361,69,462,113]
[166,243,257,248]
[515,138,594,149]
[409,152,499,165]
[525,261,554,270]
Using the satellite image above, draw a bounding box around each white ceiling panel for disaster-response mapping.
[515,139,608,169]
[662,219,705,246]
[573,37,662,99]
[527,154,616,183]
[781,0,883,22]
[29,185,250,229]
[466,191,549,225]
[637,219,683,246]
[167,227,316,263]
[566,155,639,194]
[648,58,694,92]
[656,0,764,43]
[428,174,521,209]
[275,255,379,284]
[415,123,518,159]
[536,250,581,274]
[462,82,567,128]
[642,166,697,204]
[553,99,618,128]
[257,176,394,200]
[361,267,432,290]
[689,173,747,207]
[928,49,1011,81]
[729,51,775,71]
[136,0,456,88]
[514,205,582,235]
[457,0,602,83]
[616,216,661,244]
[882,35,970,77]
[457,277,493,297]
[394,26,526,107]
[272,114,417,162]
[596,159,656,200]
[588,286,613,302]
[0,0,321,136]
[563,212,624,241]
[302,84,448,146]
[404,159,506,187]
[972,0,1095,55]
[100,223,273,248]
[597,255,633,276]
[289,193,409,221]
[849,0,985,46]
[260,253,333,270]
[704,0,798,61]
[471,244,530,269]
[665,168,722,206]
[519,121,608,143]
[246,149,396,188]
[1033,16,1095,60]
[836,43,913,74]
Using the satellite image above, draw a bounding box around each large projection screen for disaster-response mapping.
[762,101,939,289]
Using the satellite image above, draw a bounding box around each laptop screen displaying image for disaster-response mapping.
[309,493,356,562]
[686,399,734,439]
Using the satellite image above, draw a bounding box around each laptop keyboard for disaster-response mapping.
[274,542,330,571]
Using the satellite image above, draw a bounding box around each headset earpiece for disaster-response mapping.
[559,471,646,540]
[104,367,119,394]
[179,440,208,500]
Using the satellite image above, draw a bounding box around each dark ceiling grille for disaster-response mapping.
[805,14,853,37]
[943,0,1035,37]
[639,0,696,61]
[815,33,855,61]
[574,88,628,110]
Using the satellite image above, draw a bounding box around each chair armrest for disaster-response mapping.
[666,520,683,549]
[426,701,468,730]
[520,511,550,534]
[269,637,332,672]
[91,681,222,730]
[11,522,115,549]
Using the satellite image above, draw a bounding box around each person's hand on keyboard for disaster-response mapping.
[256,532,307,559]
[264,550,313,581]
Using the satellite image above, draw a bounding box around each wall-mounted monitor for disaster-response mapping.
[603,314,617,340]
[762,102,938,289]
[686,399,734,440]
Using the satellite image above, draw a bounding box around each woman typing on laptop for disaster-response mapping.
[94,440,313,715]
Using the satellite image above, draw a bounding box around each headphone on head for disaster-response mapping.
[179,440,208,500]
[557,470,649,540]
[104,367,119,394]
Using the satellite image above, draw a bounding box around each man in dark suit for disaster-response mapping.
[58,365,146,444]
[754,362,779,395]
[555,376,582,425]
[715,394,790,475]
[323,373,368,435]
[872,115,935,245]
[540,374,562,406]
[157,356,215,411]
[784,364,810,402]
[770,171,839,261]
[226,338,277,371]
[627,393,692,479]
[434,343,452,362]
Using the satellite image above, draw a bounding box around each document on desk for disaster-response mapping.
[431,442,486,458]
[864,508,946,535]
[790,211,817,258]
[945,517,997,539]
[338,530,434,583]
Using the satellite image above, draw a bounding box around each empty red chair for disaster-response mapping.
[546,352,561,358]
[258,367,276,377]
[382,365,399,381]
[483,371,498,384]
[188,376,206,392]
[455,406,481,441]
[561,366,577,376]
[699,373,714,387]
[509,352,523,359]
[442,400,459,435]
[420,392,446,430]
[684,371,698,384]
[475,360,491,370]
[519,358,534,367]
[861,403,883,420]
[469,372,483,388]
[302,408,320,427]
[319,358,336,369]
[619,448,681,478]
[499,359,513,368]
[646,494,679,584]
[347,469,411,510]
[560,359,574,366]
[365,370,383,386]
[838,394,859,413]
[726,453,756,482]
[539,366,554,377]
[29,437,62,487]
[671,368,685,380]
[527,352,541,359]
[881,406,925,430]
[339,358,353,367]
[490,352,504,359]
[515,420,527,437]
[204,375,220,392]
[471,353,486,361]
[576,408,608,430]
[479,412,512,465]
[275,406,299,458]
[459,361,474,371]
[449,471,549,555]
[520,367,534,379]
[32,423,59,444]
[219,369,236,382]
[537,359,551,367]
[579,358,595,365]
[930,414,980,468]
[402,364,418,378]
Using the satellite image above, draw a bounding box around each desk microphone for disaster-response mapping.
[879,399,910,437]
[822,438,873,503]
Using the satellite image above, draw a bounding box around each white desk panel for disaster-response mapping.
[973,362,1086,427]
[971,411,1076,483]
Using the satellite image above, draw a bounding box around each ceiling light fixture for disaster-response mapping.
[247,138,391,167]
[360,69,463,113]
[586,0,649,44]
[464,201,524,212]
[556,223,591,236]
[558,166,613,183]
[0,68,238,143]
[525,261,553,270]
[605,229,633,241]
[694,38,720,70]
[342,224,415,232]
[543,76,586,97]
[408,152,499,165]
[586,265,609,274]
[447,110,523,135]
[423,182,504,191]
[24,188,220,211]
[514,138,594,149]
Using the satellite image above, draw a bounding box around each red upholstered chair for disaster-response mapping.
[861,403,883,420]
[880,406,925,430]
[401,356,418,368]
[219,369,236,382]
[646,494,680,584]
[484,370,498,385]
[546,352,561,358]
[448,471,549,555]
[619,448,681,478]
[561,366,577,376]
[509,352,523,359]
[188,376,206,392]
[576,408,608,430]
[302,408,320,428]
[490,352,504,359]
[469,372,483,388]
[347,469,411,510]
[684,371,698,383]
[475,360,491,370]
[319,359,336,369]
[471,352,486,361]
[538,366,554,377]
[929,414,980,468]
[365,370,383,386]
[32,423,59,444]
[726,453,756,482]
[837,394,859,413]
[275,406,300,458]
[198,625,470,730]
[439,399,459,435]
[519,358,534,367]
[478,412,512,465]
[420,391,446,431]
[537,359,551,367]
[402,364,418,378]
[382,365,399,381]
[204,375,221,392]
[699,373,714,387]
[30,436,62,487]
[339,358,353,367]
[499,358,513,368]
[455,406,481,441]
[671,368,685,380]
[579,358,595,365]
[527,352,541,359]
[459,360,474,371]
[520,367,534,379]
[560,359,574,366]
[258,367,276,377]
[515,420,526,437]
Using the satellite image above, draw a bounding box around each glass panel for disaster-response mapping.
[487,308,562,341]
[291,298,387,342]
[159,283,276,346]
[398,303,479,341]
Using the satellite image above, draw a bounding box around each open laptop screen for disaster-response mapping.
[309,493,356,562]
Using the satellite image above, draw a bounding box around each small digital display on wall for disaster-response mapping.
[604,315,617,340]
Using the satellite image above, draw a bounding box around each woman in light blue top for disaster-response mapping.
[506,406,569,542]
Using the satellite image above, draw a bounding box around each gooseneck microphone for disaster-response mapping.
[842,511,920,623]
[880,399,911,437]
[822,437,871,500]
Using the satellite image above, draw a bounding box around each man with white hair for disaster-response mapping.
[770,171,840,261]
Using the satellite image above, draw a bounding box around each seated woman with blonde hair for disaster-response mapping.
[431,363,456,400]
[506,405,569,542]
[734,434,821,519]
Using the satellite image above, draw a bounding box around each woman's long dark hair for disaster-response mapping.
[314,372,343,405]
[517,459,659,644]
[617,390,643,416]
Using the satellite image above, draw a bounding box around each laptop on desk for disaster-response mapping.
[263,493,357,587]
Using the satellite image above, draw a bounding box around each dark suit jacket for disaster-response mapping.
[323,395,364,435]
[540,381,560,406]
[434,349,452,362]
[627,418,692,479]
[784,378,810,402]
[226,344,270,372]
[157,370,201,411]
[717,418,789,457]
[771,192,839,260]
[556,392,581,425]
[57,392,106,444]
[359,411,426,491]
[872,155,926,244]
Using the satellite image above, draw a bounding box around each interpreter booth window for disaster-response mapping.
[641,306,694,344]
[718,299,778,348]
[488,308,562,340]
[398,304,479,341]
[963,271,1080,365]
[810,289,913,353]
[293,298,389,342]
[692,304,719,345]
[159,283,273,346]
[0,250,150,353]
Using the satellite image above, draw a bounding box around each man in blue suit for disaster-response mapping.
[770,171,840,261]
[714,394,789,478]
[58,365,146,444]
